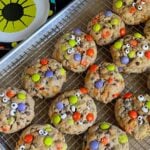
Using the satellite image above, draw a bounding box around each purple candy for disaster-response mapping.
[56,102,64,110]
[95,80,104,89]
[17,103,26,112]
[104,10,113,17]
[45,70,54,78]
[74,53,82,61]
[120,56,130,64]
[74,28,82,35]
[118,67,124,72]
[89,140,99,150]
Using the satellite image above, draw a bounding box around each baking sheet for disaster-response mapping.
[0,0,149,149]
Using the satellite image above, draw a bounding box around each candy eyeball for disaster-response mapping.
[39,129,44,136]
[75,92,80,97]
[70,35,76,40]
[61,113,67,119]
[0,93,5,97]
[142,44,149,51]
[142,106,149,113]
[132,2,136,7]
[10,109,17,116]
[71,105,76,112]
[11,103,18,110]
[124,48,130,54]
[136,51,144,57]
[2,97,10,103]
[125,43,130,48]
[43,130,48,136]
[138,115,143,121]
[19,145,25,150]
[76,37,81,45]
[137,5,143,11]
[67,48,75,54]
[137,95,145,102]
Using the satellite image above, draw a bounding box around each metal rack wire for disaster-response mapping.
[0,0,149,149]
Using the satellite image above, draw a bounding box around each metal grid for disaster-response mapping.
[0,0,149,149]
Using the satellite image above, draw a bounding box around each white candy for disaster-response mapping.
[0,93,5,97]
[137,95,145,102]
[132,2,136,7]
[136,51,144,57]
[61,113,67,119]
[10,109,16,116]
[39,129,44,135]
[71,106,76,112]
[70,35,76,40]
[138,115,143,120]
[78,121,83,125]
[19,145,25,150]
[142,106,148,113]
[2,97,10,103]
[125,43,130,48]
[11,103,18,109]
[124,48,130,54]
[142,44,149,51]
[75,92,80,97]
[67,48,75,54]
[137,5,143,11]
[43,130,48,136]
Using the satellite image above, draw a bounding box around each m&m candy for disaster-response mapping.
[40,58,48,65]
[69,95,78,105]
[128,110,138,119]
[93,23,102,32]
[113,41,123,50]
[89,140,99,150]
[120,56,130,64]
[44,136,53,147]
[118,134,128,144]
[56,102,64,111]
[115,0,123,9]
[32,73,41,82]
[86,113,94,122]
[74,53,82,61]
[17,103,26,112]
[106,64,116,71]
[24,134,34,143]
[45,70,54,78]
[72,112,81,122]
[95,80,104,89]
[52,114,61,125]
[100,122,110,130]
[17,93,26,100]
[104,10,113,17]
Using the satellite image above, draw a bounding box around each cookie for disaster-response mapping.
[84,62,125,103]
[48,88,97,135]
[113,0,150,25]
[21,58,67,99]
[115,93,150,140]
[147,75,150,89]
[15,124,67,150]
[83,122,129,150]
[53,29,97,73]
[87,10,126,46]
[110,33,150,73]
[144,19,150,40]
[0,87,35,134]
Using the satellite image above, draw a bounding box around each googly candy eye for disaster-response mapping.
[10,109,17,116]
[70,34,76,40]
[125,43,130,48]
[142,44,149,51]
[19,145,25,150]
[138,115,143,120]
[76,37,81,42]
[43,130,48,136]
[136,51,144,57]
[75,92,80,97]
[11,103,18,109]
[2,97,10,103]
[142,106,149,113]
[67,48,75,54]
[0,93,5,97]
[124,48,130,54]
[39,129,44,136]
[137,95,145,102]
[71,105,76,112]
[132,2,136,7]
[61,113,67,119]
[137,5,143,11]
[138,119,143,125]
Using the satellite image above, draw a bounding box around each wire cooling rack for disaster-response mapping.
[0,0,150,149]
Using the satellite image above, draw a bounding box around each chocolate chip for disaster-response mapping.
[136,62,140,66]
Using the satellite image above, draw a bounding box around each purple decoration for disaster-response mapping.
[74,53,82,61]
[17,103,26,112]
[89,140,99,150]
[45,70,54,78]
[74,28,82,35]
[120,56,130,64]
[56,102,64,111]
[95,80,104,89]
[104,10,113,17]
[118,67,124,72]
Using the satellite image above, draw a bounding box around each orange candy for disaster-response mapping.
[86,113,94,122]
[86,48,94,57]
[128,110,138,119]
[112,93,120,98]
[108,77,113,84]
[6,90,15,98]
[73,112,81,122]
[89,64,98,72]
[101,137,109,145]
[24,134,34,144]
[123,92,133,99]
[81,60,88,66]
[85,35,93,41]
[145,51,150,59]
[129,7,137,14]
[2,125,10,132]
[80,87,88,94]
[102,29,111,39]
[129,40,138,47]
[120,28,126,36]
[40,58,48,65]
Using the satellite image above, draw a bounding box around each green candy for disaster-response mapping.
[17,93,26,100]
[52,114,61,125]
[69,95,78,105]
[67,119,74,125]
[61,44,67,51]
[93,23,102,32]
[69,39,77,47]
[100,122,111,130]
[115,0,123,9]
[111,18,120,25]
[45,124,52,132]
[113,41,123,50]
[134,32,142,39]
[146,101,150,109]
[118,134,128,144]
[106,64,116,71]
[44,136,53,147]
[60,68,66,76]
[31,73,41,82]
[128,50,136,58]
[7,117,15,125]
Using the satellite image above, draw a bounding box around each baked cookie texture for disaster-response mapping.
[21,58,67,99]
[87,10,126,46]
[15,124,67,150]
[144,19,150,40]
[84,62,125,103]
[0,87,35,134]
[115,93,150,140]
[110,33,150,73]
[48,88,97,135]
[82,122,129,150]
[53,29,97,73]
[113,0,150,25]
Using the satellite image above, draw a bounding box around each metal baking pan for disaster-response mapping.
[0,0,149,149]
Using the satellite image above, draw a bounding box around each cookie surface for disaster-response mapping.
[115,93,150,140]
[53,29,97,72]
[87,10,126,46]
[15,124,67,150]
[83,122,129,150]
[110,33,150,73]
[84,62,125,103]
[147,75,150,89]
[21,58,66,99]
[113,0,150,25]
[0,87,35,134]
[144,19,150,40]
[48,88,97,135]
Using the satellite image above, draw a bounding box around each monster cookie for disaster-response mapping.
[113,0,150,25]
[144,19,150,40]
[53,29,97,73]
[115,93,150,140]
[22,58,67,99]
[84,62,125,103]
[87,10,126,46]
[0,87,35,134]
[15,124,67,150]
[83,122,129,150]
[110,33,150,73]
[48,88,97,135]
